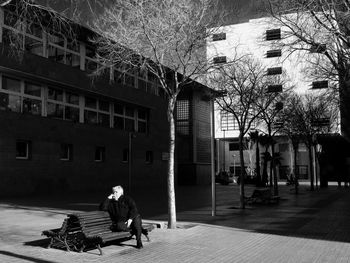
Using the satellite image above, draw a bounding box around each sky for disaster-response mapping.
[32,0,268,27]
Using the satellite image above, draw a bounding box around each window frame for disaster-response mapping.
[213,56,227,64]
[0,75,44,115]
[266,49,282,58]
[212,32,226,41]
[16,140,31,160]
[266,28,281,41]
[311,80,328,89]
[94,146,106,162]
[145,150,153,164]
[60,143,73,161]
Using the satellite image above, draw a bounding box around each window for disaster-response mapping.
[310,43,326,53]
[311,118,330,127]
[113,103,147,133]
[85,45,100,73]
[60,143,72,161]
[137,108,148,133]
[2,11,44,57]
[212,33,226,41]
[275,102,284,111]
[266,29,281,40]
[47,88,79,122]
[273,120,284,129]
[84,97,110,127]
[176,100,190,135]
[267,67,282,75]
[312,81,328,89]
[279,143,289,152]
[16,140,31,159]
[48,31,80,67]
[122,148,129,162]
[0,76,21,112]
[0,76,43,115]
[220,111,238,131]
[266,49,282,58]
[267,85,283,93]
[213,56,227,64]
[95,146,105,162]
[145,151,153,164]
[229,143,239,151]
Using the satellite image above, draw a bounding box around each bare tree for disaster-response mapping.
[87,0,222,229]
[211,55,281,208]
[282,92,339,190]
[268,0,350,141]
[256,90,291,196]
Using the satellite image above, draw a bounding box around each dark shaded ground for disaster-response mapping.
[2,183,350,244]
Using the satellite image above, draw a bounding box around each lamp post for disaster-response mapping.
[222,129,226,172]
[128,132,136,194]
[210,99,216,216]
[315,143,322,189]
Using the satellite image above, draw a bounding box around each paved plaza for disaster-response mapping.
[1,183,350,262]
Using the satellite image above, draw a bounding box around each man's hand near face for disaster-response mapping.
[126,219,132,228]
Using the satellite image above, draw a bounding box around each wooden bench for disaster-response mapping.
[245,188,280,205]
[42,211,155,255]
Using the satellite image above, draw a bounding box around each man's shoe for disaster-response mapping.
[141,228,148,236]
[136,240,143,249]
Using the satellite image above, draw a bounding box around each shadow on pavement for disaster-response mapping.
[0,250,57,263]
[2,184,350,244]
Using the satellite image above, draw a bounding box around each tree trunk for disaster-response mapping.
[262,148,269,186]
[269,146,273,188]
[271,142,278,196]
[308,145,315,191]
[293,144,298,195]
[239,132,245,209]
[167,98,177,229]
[256,142,261,186]
[338,68,350,142]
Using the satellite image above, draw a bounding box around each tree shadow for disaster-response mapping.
[0,250,57,263]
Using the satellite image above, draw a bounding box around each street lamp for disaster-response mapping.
[128,132,136,194]
[222,129,226,172]
[315,143,322,189]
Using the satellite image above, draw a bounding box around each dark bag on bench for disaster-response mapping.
[110,221,129,232]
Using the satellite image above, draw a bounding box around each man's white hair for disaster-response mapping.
[112,185,124,194]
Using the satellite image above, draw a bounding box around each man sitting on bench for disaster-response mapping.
[99,185,147,249]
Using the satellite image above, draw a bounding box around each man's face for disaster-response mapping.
[112,187,122,199]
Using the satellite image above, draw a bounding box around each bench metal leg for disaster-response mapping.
[97,244,103,256]
[46,238,54,249]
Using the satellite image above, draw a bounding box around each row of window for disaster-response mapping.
[0,74,149,132]
[212,28,282,42]
[16,140,154,163]
[220,111,256,131]
[0,10,166,98]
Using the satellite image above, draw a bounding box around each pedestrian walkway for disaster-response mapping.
[1,184,350,262]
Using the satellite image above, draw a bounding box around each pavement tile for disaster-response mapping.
[1,184,350,262]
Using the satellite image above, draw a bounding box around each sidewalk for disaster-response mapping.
[1,184,350,262]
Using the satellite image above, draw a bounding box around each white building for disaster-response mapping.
[207,15,341,184]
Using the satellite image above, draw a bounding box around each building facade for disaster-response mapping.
[207,15,345,184]
[0,4,213,196]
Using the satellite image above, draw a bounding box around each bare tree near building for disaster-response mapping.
[248,130,261,186]
[1,0,82,59]
[267,0,350,142]
[88,0,222,228]
[282,92,338,190]
[260,134,272,186]
[211,55,281,208]
[256,91,291,196]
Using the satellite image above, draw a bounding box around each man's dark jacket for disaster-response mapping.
[99,195,139,223]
